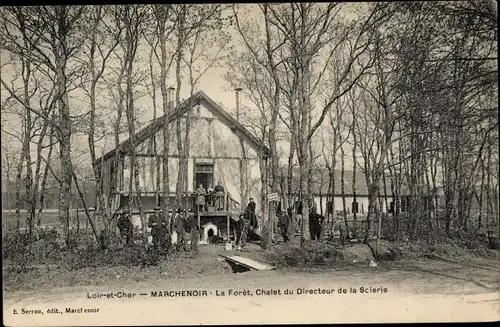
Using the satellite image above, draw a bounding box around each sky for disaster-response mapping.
[1,4,362,175]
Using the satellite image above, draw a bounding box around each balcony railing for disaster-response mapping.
[110,191,241,214]
[194,192,240,214]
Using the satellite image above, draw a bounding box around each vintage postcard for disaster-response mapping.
[2,2,498,326]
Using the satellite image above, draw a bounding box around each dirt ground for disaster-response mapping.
[3,239,499,325]
[4,251,499,325]
[3,231,500,324]
[4,242,499,294]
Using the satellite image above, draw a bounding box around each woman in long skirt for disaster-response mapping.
[196,182,206,212]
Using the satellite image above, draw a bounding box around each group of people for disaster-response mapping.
[116,197,327,252]
[235,198,327,247]
[195,181,226,212]
[276,207,325,243]
[116,206,200,254]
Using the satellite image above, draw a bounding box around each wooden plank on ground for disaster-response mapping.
[218,254,276,271]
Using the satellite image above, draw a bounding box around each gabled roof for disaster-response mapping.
[95,91,271,164]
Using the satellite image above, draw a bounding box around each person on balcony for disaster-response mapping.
[196,182,206,212]
[207,184,214,208]
[214,181,225,211]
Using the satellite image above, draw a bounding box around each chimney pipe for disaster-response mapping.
[235,87,242,122]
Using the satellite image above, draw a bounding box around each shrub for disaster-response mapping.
[3,228,168,272]
[2,232,33,270]
[264,241,345,268]
[65,243,161,270]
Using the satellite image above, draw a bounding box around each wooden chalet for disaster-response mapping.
[95,91,271,242]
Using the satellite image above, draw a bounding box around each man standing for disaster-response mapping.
[245,197,258,229]
[174,209,188,252]
[247,197,256,213]
[117,208,133,245]
[214,181,225,211]
[148,206,168,252]
[186,210,200,254]
[237,213,249,251]
[277,210,291,243]
[309,209,325,241]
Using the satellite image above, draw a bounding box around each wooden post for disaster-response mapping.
[197,209,200,230]
[270,200,275,243]
[227,213,230,242]
[84,209,88,233]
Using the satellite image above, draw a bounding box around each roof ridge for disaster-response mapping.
[95,91,270,164]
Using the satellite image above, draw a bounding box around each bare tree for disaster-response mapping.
[115,5,149,235]
[149,4,177,229]
[179,5,230,206]
[80,6,123,231]
[232,3,286,248]
[225,50,275,237]
[269,3,387,242]
[1,6,86,243]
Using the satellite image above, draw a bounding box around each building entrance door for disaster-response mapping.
[195,163,214,190]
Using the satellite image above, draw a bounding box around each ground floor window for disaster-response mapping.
[423,197,434,211]
[400,197,410,212]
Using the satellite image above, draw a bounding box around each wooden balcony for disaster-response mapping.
[112,191,241,215]
[196,193,240,215]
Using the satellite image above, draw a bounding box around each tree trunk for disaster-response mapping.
[38,124,55,226]
[286,140,295,208]
[476,156,485,232]
[123,8,145,237]
[260,157,271,249]
[30,119,50,233]
[88,12,109,231]
[324,165,332,234]
[340,145,349,239]
[175,10,185,209]
[159,21,172,232]
[431,146,439,237]
[268,123,279,246]
[56,50,72,245]
[110,61,125,212]
[424,156,434,240]
[364,182,380,242]
[382,170,389,217]
[352,120,358,238]
[72,170,99,243]
[299,151,310,242]
[14,133,28,234]
[182,93,194,200]
[22,64,35,240]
